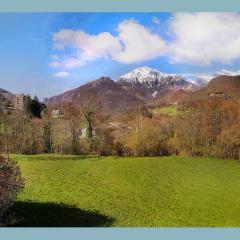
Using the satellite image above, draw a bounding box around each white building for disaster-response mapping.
[51,109,64,118]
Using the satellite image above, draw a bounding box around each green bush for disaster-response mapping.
[0,155,24,226]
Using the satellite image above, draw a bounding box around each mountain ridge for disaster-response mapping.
[48,76,145,114]
[48,67,205,114]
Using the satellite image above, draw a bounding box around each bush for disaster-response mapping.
[173,111,204,156]
[121,118,171,157]
[113,141,126,156]
[215,125,240,159]
[93,127,114,156]
[0,155,24,226]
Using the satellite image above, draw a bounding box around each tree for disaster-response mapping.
[43,120,54,153]
[23,95,32,117]
[85,110,94,140]
[0,154,24,226]
[216,124,240,159]
[31,96,45,118]
[120,117,171,157]
[62,102,82,154]
[80,95,101,144]
[24,95,46,118]
[174,97,240,158]
[93,127,114,156]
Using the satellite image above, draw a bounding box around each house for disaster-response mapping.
[79,128,87,138]
[209,92,224,97]
[51,109,64,118]
[79,127,95,138]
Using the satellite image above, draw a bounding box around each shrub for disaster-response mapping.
[121,118,171,157]
[173,111,204,156]
[113,141,126,156]
[215,125,240,160]
[0,155,24,226]
[93,127,114,156]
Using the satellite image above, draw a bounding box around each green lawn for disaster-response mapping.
[152,105,178,116]
[12,154,240,227]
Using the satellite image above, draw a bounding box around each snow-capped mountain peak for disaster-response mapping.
[118,66,180,84]
[117,66,198,99]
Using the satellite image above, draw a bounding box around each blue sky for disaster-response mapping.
[1,13,240,99]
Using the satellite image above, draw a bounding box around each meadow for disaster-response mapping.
[151,105,179,116]
[13,154,240,227]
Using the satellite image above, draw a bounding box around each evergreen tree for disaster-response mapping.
[86,111,94,140]
[23,95,46,118]
[43,121,54,153]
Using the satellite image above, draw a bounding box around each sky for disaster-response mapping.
[1,12,240,99]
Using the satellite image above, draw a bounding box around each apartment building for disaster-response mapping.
[13,94,26,111]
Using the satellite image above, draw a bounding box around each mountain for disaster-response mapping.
[183,75,240,102]
[192,77,209,88]
[207,75,240,96]
[48,77,145,114]
[0,88,9,94]
[118,67,198,99]
[0,88,14,108]
[48,67,201,113]
[0,88,14,97]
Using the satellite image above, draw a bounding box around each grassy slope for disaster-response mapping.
[13,154,240,227]
[152,105,178,116]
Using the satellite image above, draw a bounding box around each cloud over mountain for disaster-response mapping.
[50,19,166,69]
[50,13,240,71]
[168,13,240,65]
[113,20,166,63]
[217,69,240,76]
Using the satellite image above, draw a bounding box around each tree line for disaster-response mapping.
[0,96,239,160]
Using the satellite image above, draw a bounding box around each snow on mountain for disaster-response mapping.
[118,66,180,85]
[192,69,240,87]
[193,77,209,88]
[118,67,197,98]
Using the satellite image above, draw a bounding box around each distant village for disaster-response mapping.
[0,94,130,140]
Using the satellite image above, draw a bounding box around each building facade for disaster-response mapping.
[51,109,64,118]
[13,94,26,111]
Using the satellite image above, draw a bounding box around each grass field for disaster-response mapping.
[12,154,240,227]
[152,105,178,116]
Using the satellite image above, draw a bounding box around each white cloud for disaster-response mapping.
[52,30,121,69]
[50,14,240,69]
[50,54,60,60]
[54,71,70,78]
[168,13,240,65]
[152,16,160,25]
[196,74,214,81]
[217,69,240,76]
[49,61,61,68]
[51,19,166,68]
[181,73,214,84]
[182,68,240,84]
[53,42,65,50]
[113,19,166,63]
